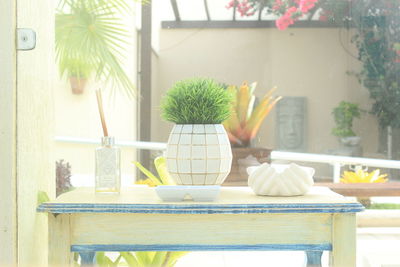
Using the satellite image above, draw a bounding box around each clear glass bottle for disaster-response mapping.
[95,136,121,193]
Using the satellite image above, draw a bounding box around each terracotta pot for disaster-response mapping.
[222,147,271,186]
[69,76,87,95]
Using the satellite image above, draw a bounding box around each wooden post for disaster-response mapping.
[48,214,73,267]
[331,214,356,267]
[0,0,17,265]
[138,2,152,171]
[16,0,55,265]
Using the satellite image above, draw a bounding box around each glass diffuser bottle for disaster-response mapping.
[95,136,121,193]
[95,89,121,194]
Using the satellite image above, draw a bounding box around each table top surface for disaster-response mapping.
[37,186,364,214]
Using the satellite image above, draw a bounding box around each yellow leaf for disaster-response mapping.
[154,156,175,185]
[132,161,162,186]
[237,82,250,126]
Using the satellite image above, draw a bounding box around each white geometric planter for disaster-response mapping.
[166,124,233,185]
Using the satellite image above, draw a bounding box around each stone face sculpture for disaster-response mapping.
[247,163,315,196]
[276,97,307,152]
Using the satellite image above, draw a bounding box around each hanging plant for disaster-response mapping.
[56,0,137,96]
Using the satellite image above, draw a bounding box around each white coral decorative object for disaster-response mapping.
[247,163,315,196]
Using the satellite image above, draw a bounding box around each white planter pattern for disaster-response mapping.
[166,124,232,185]
[247,163,315,196]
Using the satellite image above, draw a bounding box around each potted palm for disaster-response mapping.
[161,78,233,185]
[59,58,93,94]
[222,81,282,185]
[55,0,135,96]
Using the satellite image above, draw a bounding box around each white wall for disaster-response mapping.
[151,27,379,158]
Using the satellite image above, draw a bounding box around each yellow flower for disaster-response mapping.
[135,178,158,187]
[340,169,388,184]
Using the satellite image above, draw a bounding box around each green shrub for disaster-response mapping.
[161,78,232,124]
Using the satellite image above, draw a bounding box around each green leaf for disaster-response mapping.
[151,252,167,266]
[112,254,122,266]
[120,252,139,267]
[96,252,115,267]
[37,191,50,206]
[163,252,189,267]
[134,251,155,265]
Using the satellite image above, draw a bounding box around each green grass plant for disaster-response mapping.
[161,78,232,124]
[368,203,400,209]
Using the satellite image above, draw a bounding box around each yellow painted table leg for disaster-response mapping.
[331,213,356,267]
[48,214,73,267]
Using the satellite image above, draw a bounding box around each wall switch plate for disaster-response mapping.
[17,28,36,51]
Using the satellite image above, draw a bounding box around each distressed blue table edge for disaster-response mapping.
[71,244,333,252]
[37,202,364,214]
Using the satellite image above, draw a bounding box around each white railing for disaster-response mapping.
[271,151,400,182]
[55,136,400,182]
[55,136,167,151]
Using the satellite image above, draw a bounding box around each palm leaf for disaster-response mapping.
[55,1,136,97]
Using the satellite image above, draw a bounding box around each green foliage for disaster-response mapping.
[55,0,137,97]
[368,203,400,209]
[350,11,400,129]
[315,0,400,129]
[331,101,361,138]
[96,252,121,267]
[161,78,233,124]
[37,191,50,206]
[93,251,188,267]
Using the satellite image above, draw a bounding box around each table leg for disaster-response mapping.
[80,252,96,266]
[331,214,356,267]
[48,214,73,266]
[306,251,322,267]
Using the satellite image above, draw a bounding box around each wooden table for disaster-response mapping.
[38,186,363,267]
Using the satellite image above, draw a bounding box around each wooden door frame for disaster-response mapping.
[0,0,17,265]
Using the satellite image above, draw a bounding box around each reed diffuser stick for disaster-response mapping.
[95,89,109,137]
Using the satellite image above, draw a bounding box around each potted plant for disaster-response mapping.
[59,58,93,94]
[331,101,362,146]
[161,78,233,185]
[55,0,136,96]
[222,81,281,185]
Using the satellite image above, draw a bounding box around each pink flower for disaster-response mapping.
[225,0,236,9]
[299,0,317,13]
[286,6,298,15]
[276,13,295,30]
